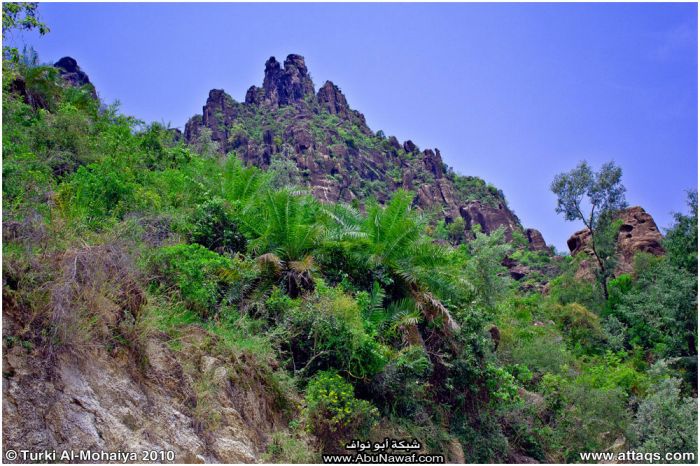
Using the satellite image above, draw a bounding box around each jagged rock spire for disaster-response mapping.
[245,54,316,107]
[317,80,350,118]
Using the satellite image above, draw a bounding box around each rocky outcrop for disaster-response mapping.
[460,200,521,241]
[317,81,350,118]
[567,206,664,275]
[202,89,238,145]
[526,228,549,252]
[615,207,665,272]
[403,140,417,153]
[422,149,444,179]
[54,57,97,99]
[253,55,315,108]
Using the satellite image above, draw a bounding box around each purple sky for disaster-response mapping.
[11,2,698,251]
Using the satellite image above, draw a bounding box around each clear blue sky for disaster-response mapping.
[13,3,698,251]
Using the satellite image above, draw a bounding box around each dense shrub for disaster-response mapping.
[370,345,433,417]
[31,102,97,176]
[305,371,379,451]
[552,303,607,355]
[282,289,388,379]
[547,258,605,312]
[149,243,233,317]
[189,197,247,255]
[609,256,697,365]
[540,374,630,462]
[138,122,192,170]
[2,151,54,213]
[632,376,698,460]
[59,157,161,227]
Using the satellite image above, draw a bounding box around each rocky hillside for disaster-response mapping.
[183,54,549,250]
[3,28,696,465]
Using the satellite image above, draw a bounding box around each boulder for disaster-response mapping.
[567,206,664,275]
[403,140,418,153]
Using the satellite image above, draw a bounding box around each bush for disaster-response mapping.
[31,102,97,176]
[632,377,697,461]
[2,151,54,213]
[305,371,379,451]
[453,411,509,463]
[150,243,233,317]
[608,256,697,380]
[540,373,630,462]
[282,289,388,379]
[552,303,607,355]
[60,157,161,227]
[370,345,433,417]
[547,256,605,312]
[138,122,192,170]
[189,197,247,255]
[578,350,649,396]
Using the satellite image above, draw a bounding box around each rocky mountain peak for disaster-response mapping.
[253,54,315,107]
[183,53,549,254]
[283,54,308,74]
[53,56,97,98]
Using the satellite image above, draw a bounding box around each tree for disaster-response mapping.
[359,191,463,336]
[609,255,697,382]
[2,3,49,63]
[464,227,511,311]
[550,161,627,299]
[664,190,697,275]
[246,189,322,297]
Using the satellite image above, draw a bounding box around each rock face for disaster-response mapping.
[2,327,285,463]
[460,200,521,241]
[184,53,545,248]
[53,57,97,98]
[567,206,664,275]
[526,228,549,252]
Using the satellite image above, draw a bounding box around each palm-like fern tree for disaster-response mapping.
[244,188,323,297]
[357,190,464,341]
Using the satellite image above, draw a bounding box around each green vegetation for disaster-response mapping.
[2,10,696,462]
[305,371,379,451]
